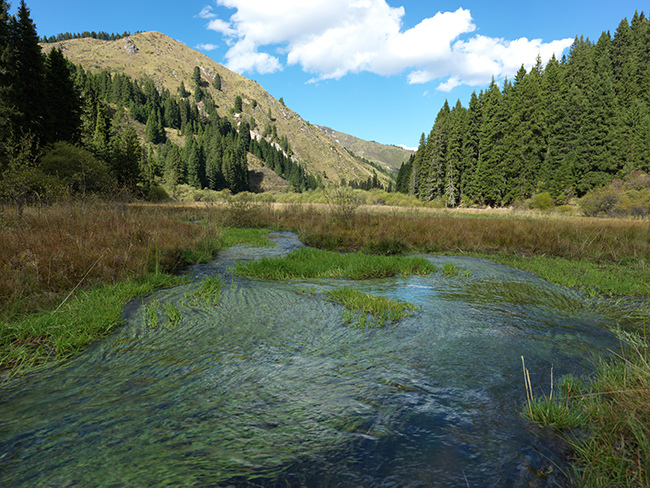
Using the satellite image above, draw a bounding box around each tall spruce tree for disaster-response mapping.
[9,0,46,141]
[0,0,15,147]
[44,47,81,144]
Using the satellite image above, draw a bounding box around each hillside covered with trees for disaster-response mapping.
[0,0,335,209]
[397,11,650,208]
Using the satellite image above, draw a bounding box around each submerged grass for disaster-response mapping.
[326,287,417,327]
[233,247,437,280]
[1,273,185,377]
[0,201,270,377]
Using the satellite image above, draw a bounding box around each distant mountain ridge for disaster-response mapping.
[42,31,392,186]
[315,125,414,174]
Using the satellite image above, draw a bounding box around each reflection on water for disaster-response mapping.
[0,232,629,487]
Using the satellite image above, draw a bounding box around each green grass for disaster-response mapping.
[477,252,650,297]
[326,287,417,327]
[233,247,437,280]
[1,228,266,378]
[181,228,272,264]
[0,273,186,378]
[185,276,223,308]
[522,347,650,487]
[218,228,273,249]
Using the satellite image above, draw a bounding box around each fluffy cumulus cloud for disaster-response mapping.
[200,0,573,90]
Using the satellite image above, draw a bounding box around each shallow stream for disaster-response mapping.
[0,232,632,487]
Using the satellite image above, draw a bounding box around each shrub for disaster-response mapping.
[39,141,115,195]
[148,185,169,202]
[324,186,362,225]
[579,187,619,217]
[531,192,553,211]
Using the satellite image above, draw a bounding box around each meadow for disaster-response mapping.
[1,197,649,486]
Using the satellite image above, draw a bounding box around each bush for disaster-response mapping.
[324,186,362,225]
[148,185,169,202]
[579,188,619,217]
[531,192,553,211]
[39,142,115,195]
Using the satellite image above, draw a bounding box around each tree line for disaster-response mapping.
[40,30,139,44]
[396,11,650,207]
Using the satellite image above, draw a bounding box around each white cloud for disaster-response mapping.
[196,43,219,51]
[197,6,216,19]
[200,1,573,89]
[207,18,237,36]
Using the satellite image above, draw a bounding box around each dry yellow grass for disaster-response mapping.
[0,201,219,318]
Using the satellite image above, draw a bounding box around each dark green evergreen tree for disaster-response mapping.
[9,0,46,141]
[44,47,81,143]
[111,125,142,189]
[0,0,15,146]
[192,66,201,87]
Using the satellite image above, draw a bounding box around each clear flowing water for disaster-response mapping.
[0,231,630,487]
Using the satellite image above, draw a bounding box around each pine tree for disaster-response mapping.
[612,18,632,84]
[9,0,46,141]
[424,100,450,201]
[178,81,188,98]
[212,73,221,91]
[44,47,81,143]
[409,133,426,197]
[461,91,482,203]
[145,109,165,144]
[506,63,546,200]
[192,66,201,87]
[0,0,15,145]
[620,99,650,174]
[445,100,467,206]
[474,78,508,205]
[546,84,589,199]
[112,125,142,189]
[395,155,413,194]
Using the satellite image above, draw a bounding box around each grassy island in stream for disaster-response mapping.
[232,247,437,280]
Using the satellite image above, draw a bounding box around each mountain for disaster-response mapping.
[315,125,414,174]
[42,31,390,187]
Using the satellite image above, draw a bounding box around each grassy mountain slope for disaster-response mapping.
[42,31,389,186]
[315,125,414,174]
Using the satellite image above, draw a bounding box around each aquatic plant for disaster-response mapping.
[326,287,416,327]
[233,247,437,280]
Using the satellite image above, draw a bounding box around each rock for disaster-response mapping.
[124,38,138,54]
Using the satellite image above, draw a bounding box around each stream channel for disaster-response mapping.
[0,231,635,487]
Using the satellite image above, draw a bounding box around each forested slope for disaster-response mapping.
[397,12,650,207]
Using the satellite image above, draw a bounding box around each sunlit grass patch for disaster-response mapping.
[232,247,437,280]
[441,262,472,277]
[484,253,650,297]
[327,287,417,327]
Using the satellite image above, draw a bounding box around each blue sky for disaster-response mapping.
[20,0,644,148]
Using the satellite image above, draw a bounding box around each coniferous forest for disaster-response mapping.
[396,11,650,208]
[0,0,318,209]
